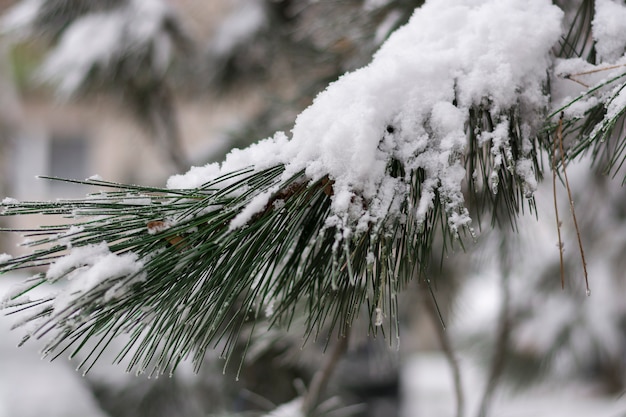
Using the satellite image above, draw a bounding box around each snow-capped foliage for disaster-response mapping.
[593,0,626,63]
[48,242,146,313]
[170,0,563,235]
[1,0,180,96]
[0,0,43,38]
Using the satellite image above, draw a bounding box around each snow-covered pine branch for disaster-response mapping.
[0,0,625,378]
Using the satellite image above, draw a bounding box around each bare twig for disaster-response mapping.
[425,292,464,417]
[301,329,351,415]
[562,63,626,87]
[552,115,566,289]
[556,112,590,295]
[145,87,189,173]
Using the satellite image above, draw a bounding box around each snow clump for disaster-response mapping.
[169,0,563,236]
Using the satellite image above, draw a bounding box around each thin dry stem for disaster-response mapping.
[553,116,566,289]
[301,329,351,415]
[562,64,626,88]
[556,113,590,295]
[425,292,464,417]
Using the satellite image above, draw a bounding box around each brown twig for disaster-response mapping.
[552,116,566,289]
[562,64,626,88]
[556,112,590,295]
[301,329,351,415]
[425,291,464,417]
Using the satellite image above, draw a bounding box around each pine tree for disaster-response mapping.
[1,1,625,416]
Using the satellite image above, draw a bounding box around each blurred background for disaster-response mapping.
[0,1,625,416]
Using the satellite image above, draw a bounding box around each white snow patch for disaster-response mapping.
[1,197,18,205]
[593,0,626,62]
[605,84,626,119]
[37,0,175,96]
[262,398,303,417]
[0,0,43,38]
[57,225,84,248]
[46,243,145,312]
[39,12,126,95]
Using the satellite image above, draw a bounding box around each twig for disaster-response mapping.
[301,329,351,415]
[569,63,626,77]
[556,112,590,295]
[425,290,464,417]
[552,115,566,289]
[562,64,626,88]
[142,85,189,173]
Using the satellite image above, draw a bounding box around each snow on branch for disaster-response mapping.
[170,0,562,234]
[0,0,587,375]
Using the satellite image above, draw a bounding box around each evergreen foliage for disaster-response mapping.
[0,0,625,399]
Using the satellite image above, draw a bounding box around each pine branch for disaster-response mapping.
[2,0,613,378]
[0,157,455,375]
[549,66,626,181]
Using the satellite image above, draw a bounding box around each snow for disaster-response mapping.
[593,0,626,63]
[1,197,18,205]
[262,398,303,417]
[57,225,85,248]
[27,0,176,96]
[38,12,125,95]
[551,56,626,122]
[46,242,146,312]
[211,0,267,56]
[605,83,626,119]
[170,0,563,237]
[0,0,42,38]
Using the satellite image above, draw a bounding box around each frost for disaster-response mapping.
[170,0,562,237]
[593,0,626,63]
[0,253,13,264]
[86,174,103,181]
